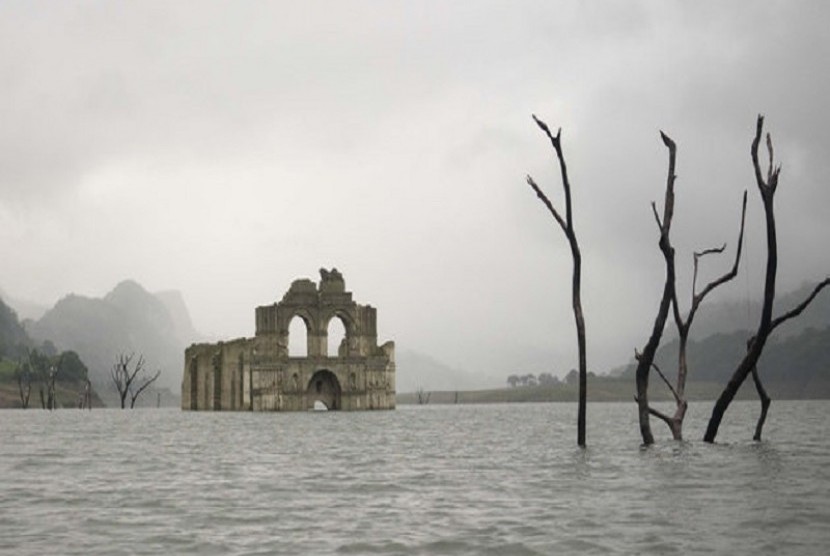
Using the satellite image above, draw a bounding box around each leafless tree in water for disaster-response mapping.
[644,193,747,440]
[14,359,32,409]
[631,132,678,445]
[110,353,161,409]
[704,116,828,442]
[526,114,588,447]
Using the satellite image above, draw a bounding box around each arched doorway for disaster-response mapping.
[307,369,342,410]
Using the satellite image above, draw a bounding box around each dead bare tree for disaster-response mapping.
[110,353,161,409]
[14,360,32,409]
[703,115,827,442]
[748,278,830,440]
[632,132,678,446]
[79,378,93,410]
[35,355,59,410]
[526,114,588,447]
[644,193,747,440]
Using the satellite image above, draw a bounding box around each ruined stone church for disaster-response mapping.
[181,269,395,411]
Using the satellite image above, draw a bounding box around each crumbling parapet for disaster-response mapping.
[182,268,395,412]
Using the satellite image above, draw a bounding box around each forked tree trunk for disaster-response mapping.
[647,194,747,441]
[526,114,587,447]
[111,353,161,409]
[632,131,678,446]
[749,278,829,440]
[17,367,32,409]
[704,115,779,443]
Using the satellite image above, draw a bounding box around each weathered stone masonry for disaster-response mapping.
[181,269,395,411]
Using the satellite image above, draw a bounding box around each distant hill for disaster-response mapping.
[678,282,830,341]
[615,324,830,397]
[395,349,482,393]
[0,287,49,321]
[605,281,830,387]
[155,290,202,344]
[0,296,29,358]
[0,297,105,408]
[27,280,201,400]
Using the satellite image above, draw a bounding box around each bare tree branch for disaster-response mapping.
[129,369,161,408]
[691,244,726,298]
[705,115,780,443]
[770,278,830,332]
[527,114,587,447]
[526,175,567,232]
[634,396,675,428]
[650,362,681,405]
[748,278,829,440]
[111,353,161,409]
[651,202,663,232]
[633,130,678,445]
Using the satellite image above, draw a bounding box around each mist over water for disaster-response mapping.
[1,401,829,555]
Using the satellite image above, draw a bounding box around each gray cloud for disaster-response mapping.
[1,1,828,381]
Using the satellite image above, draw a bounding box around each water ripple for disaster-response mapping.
[1,401,829,554]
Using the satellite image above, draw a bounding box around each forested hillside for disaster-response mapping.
[0,297,103,408]
[618,324,830,397]
[0,297,28,358]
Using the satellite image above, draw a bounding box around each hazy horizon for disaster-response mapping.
[2,2,829,382]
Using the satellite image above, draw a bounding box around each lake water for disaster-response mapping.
[1,401,829,555]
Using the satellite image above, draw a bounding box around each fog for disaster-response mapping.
[1,2,828,384]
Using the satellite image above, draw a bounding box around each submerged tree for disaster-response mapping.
[110,353,161,409]
[748,279,829,440]
[526,114,587,447]
[28,349,59,410]
[644,193,747,440]
[14,359,32,409]
[632,132,679,446]
[704,116,828,442]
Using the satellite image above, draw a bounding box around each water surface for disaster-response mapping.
[1,401,828,554]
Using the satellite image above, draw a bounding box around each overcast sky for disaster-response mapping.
[1,1,828,382]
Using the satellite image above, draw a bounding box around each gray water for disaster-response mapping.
[1,401,829,555]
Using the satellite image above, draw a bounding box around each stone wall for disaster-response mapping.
[182,269,395,411]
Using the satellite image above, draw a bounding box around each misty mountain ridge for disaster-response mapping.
[672,281,830,342]
[0,296,29,356]
[604,282,830,396]
[603,281,830,379]
[613,324,830,398]
[7,279,828,399]
[25,280,203,397]
[395,348,485,393]
[0,287,49,322]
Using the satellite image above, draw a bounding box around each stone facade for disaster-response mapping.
[181,269,395,411]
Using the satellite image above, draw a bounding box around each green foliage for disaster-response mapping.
[40,339,58,357]
[1,348,90,384]
[0,298,30,359]
[57,350,89,382]
[0,359,17,382]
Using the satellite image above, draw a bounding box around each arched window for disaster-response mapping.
[326,315,347,357]
[288,315,309,357]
